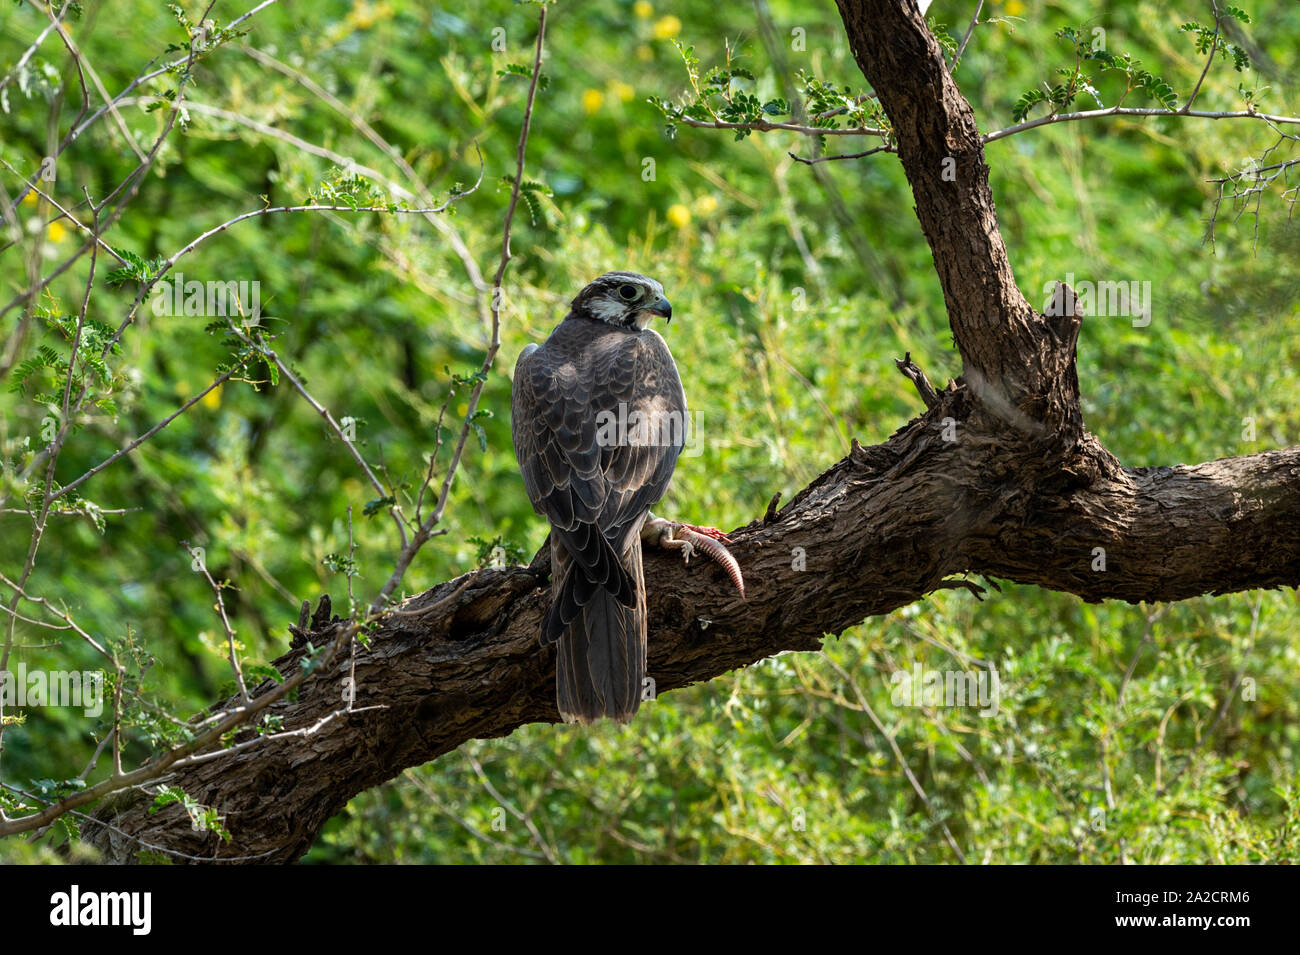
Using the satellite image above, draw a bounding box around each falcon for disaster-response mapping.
[512,271,717,724]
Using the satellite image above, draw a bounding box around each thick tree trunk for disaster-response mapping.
[82,0,1300,862]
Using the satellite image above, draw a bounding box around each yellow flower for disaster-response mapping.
[1005,0,1025,14]
[666,204,691,228]
[633,1,653,18]
[608,80,635,103]
[581,88,605,114]
[636,44,653,62]
[201,384,223,410]
[21,190,39,207]
[46,220,68,243]
[653,15,682,40]
[692,194,718,216]
[349,0,376,29]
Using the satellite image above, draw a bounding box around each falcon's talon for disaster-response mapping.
[679,522,733,544]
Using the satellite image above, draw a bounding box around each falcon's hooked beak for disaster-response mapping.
[646,295,673,322]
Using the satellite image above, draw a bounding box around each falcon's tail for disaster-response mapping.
[550,539,647,724]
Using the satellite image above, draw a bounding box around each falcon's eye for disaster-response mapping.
[618,285,640,301]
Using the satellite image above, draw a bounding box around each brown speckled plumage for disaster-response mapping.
[511,272,683,723]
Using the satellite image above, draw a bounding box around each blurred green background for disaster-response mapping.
[1,0,1297,863]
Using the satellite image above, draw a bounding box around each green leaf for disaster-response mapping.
[245,663,284,684]
[322,552,359,575]
[1012,88,1047,122]
[362,495,395,518]
[150,785,186,812]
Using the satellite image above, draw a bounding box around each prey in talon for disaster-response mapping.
[643,514,746,601]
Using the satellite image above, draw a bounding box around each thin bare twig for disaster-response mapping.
[1183,0,1222,112]
[185,540,250,703]
[403,769,549,861]
[464,751,559,864]
[787,104,1300,165]
[44,8,149,163]
[823,656,968,863]
[789,143,896,165]
[232,324,410,550]
[948,0,986,72]
[44,362,252,503]
[0,8,65,97]
[678,116,886,137]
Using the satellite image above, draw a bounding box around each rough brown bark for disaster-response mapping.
[81,0,1300,862]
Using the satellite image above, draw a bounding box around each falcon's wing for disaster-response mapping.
[592,328,686,545]
[511,325,686,593]
[512,336,633,604]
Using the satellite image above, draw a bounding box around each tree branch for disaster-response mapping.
[78,419,1300,861]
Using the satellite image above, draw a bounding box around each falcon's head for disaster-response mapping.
[567,271,673,330]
